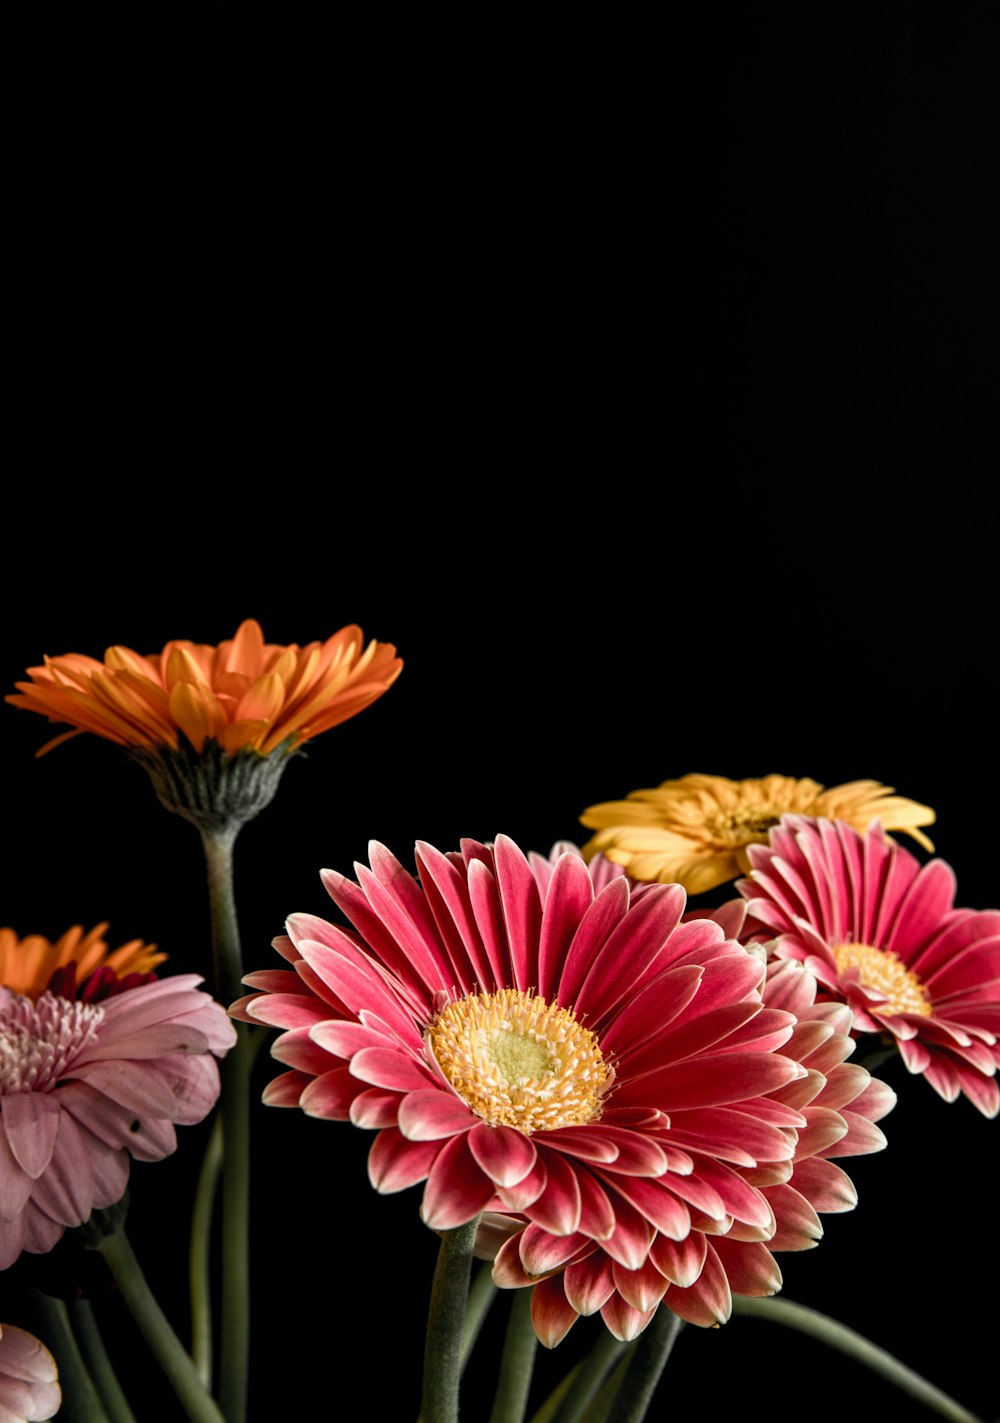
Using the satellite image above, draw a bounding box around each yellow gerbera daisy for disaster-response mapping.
[580,773,936,894]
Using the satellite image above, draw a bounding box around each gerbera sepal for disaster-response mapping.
[130,736,302,832]
[75,1193,131,1248]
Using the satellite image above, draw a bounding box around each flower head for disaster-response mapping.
[581,774,935,894]
[737,816,1000,1116]
[7,618,402,758]
[0,1324,60,1421]
[0,924,166,1003]
[237,836,845,1275]
[488,954,894,1344]
[0,928,236,1268]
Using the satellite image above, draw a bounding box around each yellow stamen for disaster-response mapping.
[427,988,610,1133]
[833,943,933,1017]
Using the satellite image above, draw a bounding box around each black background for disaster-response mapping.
[3,10,998,1421]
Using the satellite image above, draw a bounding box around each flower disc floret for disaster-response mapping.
[428,989,610,1132]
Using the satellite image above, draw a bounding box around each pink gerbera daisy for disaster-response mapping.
[0,939,236,1268]
[0,1325,60,1422]
[737,816,1000,1116]
[237,836,826,1263]
[490,953,894,1344]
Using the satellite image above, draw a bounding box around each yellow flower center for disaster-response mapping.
[427,988,610,1133]
[709,809,782,846]
[832,943,933,1017]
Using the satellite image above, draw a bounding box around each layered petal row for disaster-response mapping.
[237,835,891,1338]
[7,618,402,757]
[738,815,1000,1116]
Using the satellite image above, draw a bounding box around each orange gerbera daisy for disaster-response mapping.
[0,923,166,1002]
[7,618,402,758]
[581,773,935,895]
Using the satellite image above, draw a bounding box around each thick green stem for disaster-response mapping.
[67,1299,138,1423]
[201,824,252,1423]
[540,1330,626,1423]
[732,1297,982,1423]
[26,1289,110,1423]
[461,1263,499,1373]
[605,1309,682,1423]
[489,1289,538,1423]
[95,1230,225,1423]
[422,1218,481,1423]
[190,1113,224,1389]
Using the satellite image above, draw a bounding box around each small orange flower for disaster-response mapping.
[7,619,403,757]
[0,923,166,1001]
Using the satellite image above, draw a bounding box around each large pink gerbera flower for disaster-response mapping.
[737,816,1000,1116]
[237,836,826,1261]
[0,961,236,1268]
[490,954,894,1344]
[0,1325,60,1421]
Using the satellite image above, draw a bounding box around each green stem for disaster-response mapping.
[540,1330,625,1423]
[732,1297,982,1423]
[26,1290,110,1423]
[422,1218,481,1423]
[201,823,252,1423]
[67,1299,138,1423]
[461,1262,499,1373]
[489,1289,538,1423]
[605,1309,682,1423]
[584,1350,635,1423]
[95,1229,226,1423]
[190,1113,224,1389]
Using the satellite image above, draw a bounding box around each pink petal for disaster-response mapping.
[368,1127,440,1194]
[420,1132,495,1229]
[649,1231,707,1288]
[564,1253,617,1315]
[524,1147,582,1236]
[600,1293,656,1342]
[349,1089,400,1129]
[348,1046,437,1093]
[531,1275,580,1347]
[494,835,544,993]
[713,1237,782,1296]
[0,1095,61,1179]
[461,858,510,993]
[261,1070,310,1107]
[299,1068,359,1119]
[467,1123,538,1187]
[664,1241,732,1326]
[398,1090,478,1142]
[555,877,630,1009]
[519,1225,591,1276]
[536,852,595,1001]
[612,1257,670,1313]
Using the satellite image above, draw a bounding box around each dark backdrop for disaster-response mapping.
[3,10,997,1421]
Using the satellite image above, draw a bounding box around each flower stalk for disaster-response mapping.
[731,1297,981,1423]
[422,1218,482,1423]
[605,1309,682,1423]
[93,1228,225,1423]
[201,823,252,1423]
[26,1289,110,1423]
[67,1299,138,1423]
[489,1289,538,1423]
[190,1114,224,1389]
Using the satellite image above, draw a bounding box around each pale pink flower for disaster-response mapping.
[236,836,817,1262]
[0,974,236,1268]
[490,953,894,1343]
[0,1325,60,1422]
[738,816,1000,1116]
